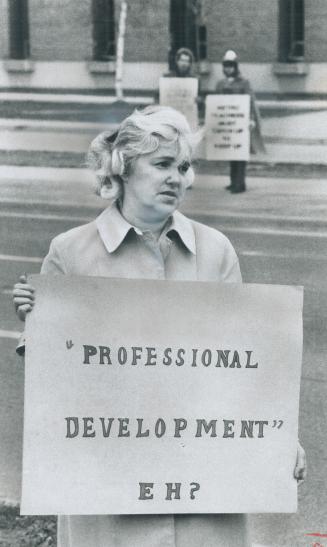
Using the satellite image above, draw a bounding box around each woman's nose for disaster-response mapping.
[166,167,182,185]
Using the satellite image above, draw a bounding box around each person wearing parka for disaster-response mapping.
[216,50,266,193]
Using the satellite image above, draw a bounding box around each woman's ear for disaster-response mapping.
[185,167,195,188]
[100,184,113,200]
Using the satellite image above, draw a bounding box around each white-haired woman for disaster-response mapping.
[13,106,305,547]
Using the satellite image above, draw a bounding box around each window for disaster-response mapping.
[92,0,116,61]
[9,0,30,59]
[279,0,305,62]
[169,0,207,67]
[197,24,207,61]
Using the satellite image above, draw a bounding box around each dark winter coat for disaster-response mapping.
[216,74,266,153]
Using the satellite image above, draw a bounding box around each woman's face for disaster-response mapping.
[176,53,192,75]
[122,141,191,221]
[223,64,236,77]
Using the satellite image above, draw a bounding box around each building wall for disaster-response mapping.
[203,0,279,63]
[305,0,327,61]
[1,1,327,65]
[29,0,92,61]
[124,0,170,62]
[1,1,327,94]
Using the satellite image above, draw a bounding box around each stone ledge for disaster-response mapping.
[4,59,35,73]
[273,62,309,76]
[87,60,116,74]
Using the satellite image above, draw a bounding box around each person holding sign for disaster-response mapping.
[216,50,265,194]
[159,48,200,134]
[167,47,195,78]
[13,106,305,547]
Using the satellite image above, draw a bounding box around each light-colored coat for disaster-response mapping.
[25,204,250,547]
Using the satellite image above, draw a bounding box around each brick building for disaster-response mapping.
[0,0,326,96]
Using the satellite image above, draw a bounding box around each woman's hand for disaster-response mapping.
[294,441,307,485]
[13,274,35,322]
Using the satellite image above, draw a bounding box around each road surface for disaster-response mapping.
[0,167,326,546]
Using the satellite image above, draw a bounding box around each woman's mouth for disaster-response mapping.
[159,190,178,198]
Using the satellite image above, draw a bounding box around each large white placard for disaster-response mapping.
[21,276,303,515]
[205,94,250,160]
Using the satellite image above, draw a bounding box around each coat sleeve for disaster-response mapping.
[242,79,266,154]
[223,257,242,283]
[41,238,67,274]
[221,245,243,283]
[216,231,243,283]
[241,79,256,118]
[215,79,224,93]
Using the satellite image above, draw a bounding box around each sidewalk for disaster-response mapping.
[1,89,327,109]
[0,91,154,105]
[0,101,327,171]
[0,92,327,173]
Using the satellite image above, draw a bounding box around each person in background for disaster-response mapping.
[156,48,199,117]
[168,47,195,78]
[162,47,201,187]
[216,50,266,194]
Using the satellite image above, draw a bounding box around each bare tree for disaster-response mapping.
[115,0,128,100]
[191,0,203,63]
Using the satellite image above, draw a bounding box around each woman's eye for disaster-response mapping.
[179,162,190,174]
[156,161,169,168]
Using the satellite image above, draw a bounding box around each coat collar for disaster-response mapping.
[95,203,196,255]
[167,209,196,255]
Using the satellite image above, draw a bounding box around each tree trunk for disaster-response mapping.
[115,0,128,100]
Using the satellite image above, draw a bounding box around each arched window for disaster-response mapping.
[169,0,207,68]
[9,0,30,59]
[92,0,116,61]
[279,0,305,62]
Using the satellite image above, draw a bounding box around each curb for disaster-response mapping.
[0,91,327,111]
[194,159,327,178]
[0,92,154,105]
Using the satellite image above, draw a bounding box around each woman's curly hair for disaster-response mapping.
[87,105,202,201]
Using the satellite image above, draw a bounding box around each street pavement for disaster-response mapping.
[0,97,326,546]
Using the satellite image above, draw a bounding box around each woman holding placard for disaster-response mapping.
[168,47,195,78]
[13,105,305,547]
[216,50,265,194]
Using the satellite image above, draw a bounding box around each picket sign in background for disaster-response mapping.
[159,77,199,129]
[205,94,250,161]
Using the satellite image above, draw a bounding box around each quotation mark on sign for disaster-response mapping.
[66,340,74,350]
[272,420,284,429]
